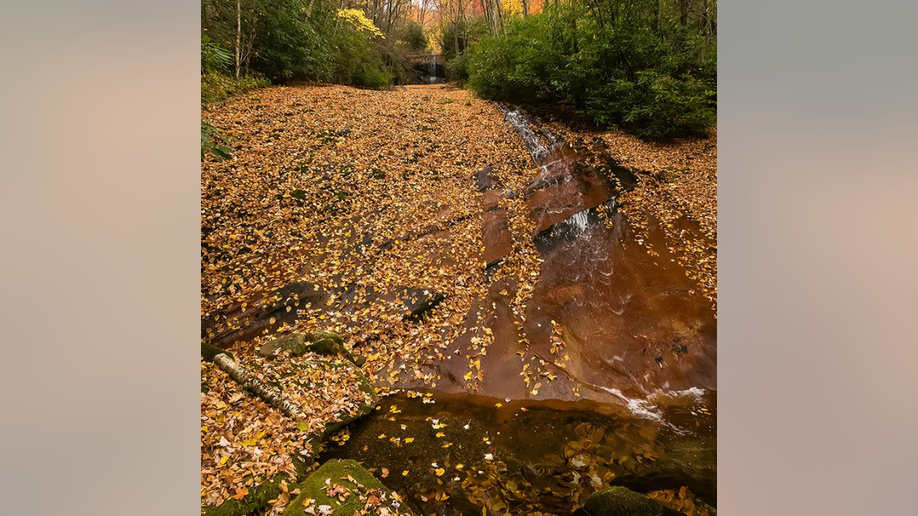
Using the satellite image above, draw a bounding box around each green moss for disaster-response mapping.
[283,460,412,516]
[304,332,365,366]
[582,486,665,516]
[261,332,365,365]
[203,475,288,516]
[202,341,232,362]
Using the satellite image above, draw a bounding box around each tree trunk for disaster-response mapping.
[235,0,241,79]
[494,0,504,33]
[522,0,528,16]
[212,352,307,420]
[679,0,689,26]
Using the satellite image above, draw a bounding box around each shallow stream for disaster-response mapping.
[323,107,717,515]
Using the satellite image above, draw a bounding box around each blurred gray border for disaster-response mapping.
[719,0,918,514]
[1,0,917,514]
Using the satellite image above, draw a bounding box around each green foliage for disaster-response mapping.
[586,71,714,140]
[201,73,270,103]
[402,21,428,52]
[463,4,717,140]
[202,0,401,88]
[446,51,471,83]
[249,0,334,81]
[330,23,393,88]
[201,36,232,74]
[201,120,233,160]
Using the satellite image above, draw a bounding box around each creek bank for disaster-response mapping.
[202,332,390,515]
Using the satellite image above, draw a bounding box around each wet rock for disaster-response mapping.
[283,459,414,516]
[474,165,496,192]
[203,281,328,348]
[581,486,667,516]
[402,288,446,321]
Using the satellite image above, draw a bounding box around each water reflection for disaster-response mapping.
[321,390,716,514]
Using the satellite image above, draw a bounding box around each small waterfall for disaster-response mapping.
[556,210,590,239]
[428,55,436,84]
[501,106,552,163]
[568,210,589,233]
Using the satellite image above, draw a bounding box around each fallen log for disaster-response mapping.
[202,341,306,419]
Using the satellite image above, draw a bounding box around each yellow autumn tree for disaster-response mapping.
[504,0,525,16]
[336,9,384,38]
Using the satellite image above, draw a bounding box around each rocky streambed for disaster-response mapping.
[201,85,716,516]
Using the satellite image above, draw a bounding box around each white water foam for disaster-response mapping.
[502,107,554,163]
[589,384,664,422]
[650,387,707,402]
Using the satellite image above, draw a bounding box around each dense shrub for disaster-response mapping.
[201,73,271,103]
[463,6,716,140]
[330,22,393,88]
[446,51,471,83]
[585,72,714,139]
[202,0,401,87]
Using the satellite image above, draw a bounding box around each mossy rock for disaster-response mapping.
[283,459,413,516]
[304,359,379,451]
[260,333,310,357]
[203,475,288,516]
[202,341,233,362]
[582,486,667,516]
[260,332,365,366]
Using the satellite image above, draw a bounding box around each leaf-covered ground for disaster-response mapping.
[201,83,717,514]
[201,351,376,511]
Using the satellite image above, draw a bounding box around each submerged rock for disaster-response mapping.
[581,486,669,516]
[283,459,413,516]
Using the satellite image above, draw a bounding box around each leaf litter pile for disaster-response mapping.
[201,84,717,514]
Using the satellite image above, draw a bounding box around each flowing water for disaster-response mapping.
[424,55,442,84]
[320,107,717,514]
